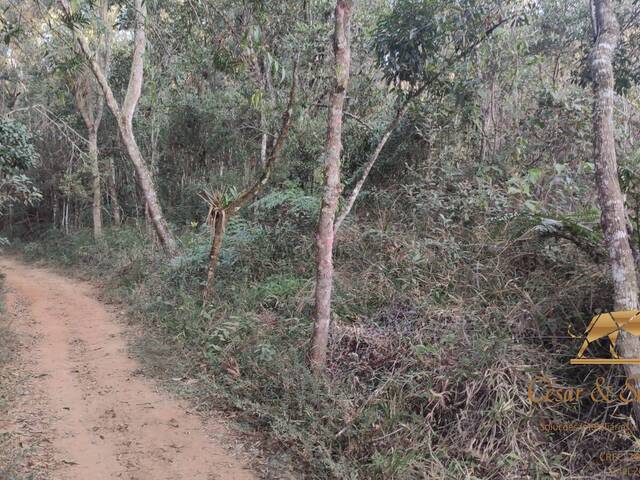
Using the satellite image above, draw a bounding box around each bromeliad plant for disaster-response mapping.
[200,60,298,303]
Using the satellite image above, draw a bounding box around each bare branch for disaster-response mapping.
[333,83,427,232]
[313,104,374,131]
[58,0,122,120]
[226,57,299,215]
[122,0,146,122]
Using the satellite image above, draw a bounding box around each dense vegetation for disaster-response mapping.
[3,0,640,478]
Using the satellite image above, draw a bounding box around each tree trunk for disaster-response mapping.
[591,0,640,419]
[310,0,353,374]
[72,0,110,241]
[203,211,227,303]
[75,73,105,241]
[52,191,58,228]
[260,122,268,168]
[88,129,103,238]
[201,62,298,302]
[259,66,268,168]
[146,116,161,236]
[120,119,176,253]
[107,157,121,225]
[60,0,178,256]
[63,199,69,234]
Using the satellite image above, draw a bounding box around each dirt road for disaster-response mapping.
[0,257,256,480]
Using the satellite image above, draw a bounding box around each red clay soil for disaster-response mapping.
[0,257,256,480]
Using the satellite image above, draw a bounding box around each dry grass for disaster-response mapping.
[15,192,640,478]
[0,274,32,479]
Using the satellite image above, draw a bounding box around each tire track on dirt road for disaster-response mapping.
[0,257,256,480]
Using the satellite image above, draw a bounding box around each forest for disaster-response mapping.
[2,0,640,478]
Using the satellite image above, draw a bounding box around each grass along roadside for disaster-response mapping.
[0,270,50,479]
[0,269,22,478]
[10,216,633,479]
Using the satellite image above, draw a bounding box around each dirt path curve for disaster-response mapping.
[0,257,256,480]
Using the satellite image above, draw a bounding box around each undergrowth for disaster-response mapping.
[13,184,640,479]
[0,271,11,411]
[0,270,18,478]
[0,270,40,479]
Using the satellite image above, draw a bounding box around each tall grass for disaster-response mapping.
[15,186,637,479]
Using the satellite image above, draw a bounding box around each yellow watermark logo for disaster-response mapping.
[570,310,640,365]
[528,375,640,404]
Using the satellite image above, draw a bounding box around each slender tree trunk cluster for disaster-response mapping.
[60,0,177,256]
[72,0,111,241]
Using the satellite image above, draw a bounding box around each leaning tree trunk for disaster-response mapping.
[591,0,640,420]
[201,62,297,302]
[119,119,175,250]
[203,211,227,303]
[309,0,353,374]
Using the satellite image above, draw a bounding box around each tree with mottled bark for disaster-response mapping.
[309,0,353,374]
[59,0,177,255]
[73,0,110,240]
[315,1,517,374]
[590,0,640,420]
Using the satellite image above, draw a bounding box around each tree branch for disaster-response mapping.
[58,0,122,120]
[121,0,145,123]
[333,83,427,233]
[313,104,373,131]
[227,58,299,215]
[332,13,512,233]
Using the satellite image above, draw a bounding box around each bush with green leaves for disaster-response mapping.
[373,0,508,91]
[0,119,41,213]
